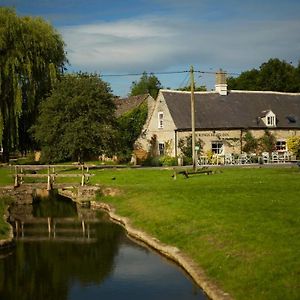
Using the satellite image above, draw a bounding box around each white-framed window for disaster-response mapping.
[158,112,164,129]
[158,143,165,156]
[264,111,276,127]
[211,141,224,154]
[276,140,287,152]
[267,116,276,126]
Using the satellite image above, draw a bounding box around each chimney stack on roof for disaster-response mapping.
[215,69,228,96]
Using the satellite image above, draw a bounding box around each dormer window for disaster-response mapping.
[158,112,164,128]
[267,115,275,126]
[262,110,276,127]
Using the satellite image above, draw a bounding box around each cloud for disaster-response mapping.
[60,15,300,75]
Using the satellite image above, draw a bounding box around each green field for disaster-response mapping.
[0,165,299,299]
[90,167,300,300]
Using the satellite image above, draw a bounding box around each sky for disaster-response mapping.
[1,0,300,96]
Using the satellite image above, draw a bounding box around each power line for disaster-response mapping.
[100,70,189,77]
[100,69,240,77]
[178,72,190,89]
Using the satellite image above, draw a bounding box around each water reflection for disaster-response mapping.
[0,192,207,300]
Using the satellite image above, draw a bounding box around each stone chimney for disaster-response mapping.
[215,69,227,95]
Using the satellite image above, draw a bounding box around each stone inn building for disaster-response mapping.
[135,82,300,160]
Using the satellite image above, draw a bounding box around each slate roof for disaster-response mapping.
[161,90,300,130]
[114,94,149,117]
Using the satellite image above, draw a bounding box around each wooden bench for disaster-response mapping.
[177,168,213,178]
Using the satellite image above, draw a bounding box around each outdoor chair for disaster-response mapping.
[283,151,291,162]
[262,152,270,163]
[271,152,279,163]
[224,153,234,165]
[237,153,250,164]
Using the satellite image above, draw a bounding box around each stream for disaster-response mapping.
[0,191,208,300]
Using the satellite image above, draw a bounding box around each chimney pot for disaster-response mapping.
[215,69,227,95]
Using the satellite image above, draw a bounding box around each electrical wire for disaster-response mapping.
[178,72,190,89]
[100,70,189,77]
[100,70,240,77]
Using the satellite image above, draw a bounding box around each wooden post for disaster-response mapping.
[48,217,51,237]
[20,167,24,184]
[47,166,51,190]
[82,220,85,236]
[190,65,197,172]
[53,221,56,238]
[15,220,19,237]
[14,174,19,187]
[47,175,51,191]
[81,165,85,186]
[21,222,24,238]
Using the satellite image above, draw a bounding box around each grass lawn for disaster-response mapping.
[0,167,14,186]
[0,165,299,299]
[89,167,300,300]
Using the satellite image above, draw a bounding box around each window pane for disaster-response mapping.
[159,143,165,156]
[276,141,286,151]
[211,141,223,154]
[158,112,163,128]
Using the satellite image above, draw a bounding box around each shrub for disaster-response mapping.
[183,156,193,166]
[159,156,178,166]
[287,136,300,158]
[142,156,162,167]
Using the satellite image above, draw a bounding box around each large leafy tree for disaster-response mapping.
[32,73,117,163]
[117,102,148,161]
[130,72,162,98]
[0,8,66,161]
[227,58,300,92]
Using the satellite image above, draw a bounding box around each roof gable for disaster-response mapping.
[114,94,149,117]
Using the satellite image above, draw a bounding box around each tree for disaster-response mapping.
[258,130,276,154]
[242,131,258,154]
[177,84,207,91]
[130,72,162,98]
[178,135,203,161]
[117,102,148,161]
[227,58,300,92]
[32,73,117,163]
[0,8,66,161]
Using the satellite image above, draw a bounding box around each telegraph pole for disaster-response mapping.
[190,65,196,171]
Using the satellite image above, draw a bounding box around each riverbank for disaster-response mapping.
[0,196,14,249]
[92,201,231,300]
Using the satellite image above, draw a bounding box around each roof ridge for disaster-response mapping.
[160,89,300,96]
[231,90,300,96]
[160,89,215,95]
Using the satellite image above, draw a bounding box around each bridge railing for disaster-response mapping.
[13,164,93,190]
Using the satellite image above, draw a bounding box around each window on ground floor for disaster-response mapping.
[158,143,165,156]
[276,140,286,152]
[211,141,224,154]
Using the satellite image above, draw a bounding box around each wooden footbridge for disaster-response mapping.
[13,164,93,190]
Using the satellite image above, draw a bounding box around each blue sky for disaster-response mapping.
[1,0,300,96]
